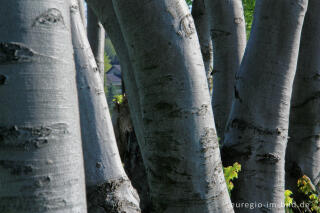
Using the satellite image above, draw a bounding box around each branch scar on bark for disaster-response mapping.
[210,29,231,39]
[33,8,65,27]
[234,17,244,24]
[0,42,35,64]
[0,124,69,151]
[0,74,7,85]
[256,153,280,164]
[178,14,195,38]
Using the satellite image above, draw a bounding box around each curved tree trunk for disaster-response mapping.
[204,0,246,139]
[87,7,105,83]
[0,1,87,212]
[286,0,320,195]
[192,0,213,94]
[70,1,140,212]
[112,97,152,213]
[78,0,87,27]
[84,1,151,211]
[223,0,308,212]
[111,0,233,212]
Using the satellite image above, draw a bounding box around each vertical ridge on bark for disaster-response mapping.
[87,7,105,83]
[85,1,151,211]
[204,0,246,139]
[111,0,233,212]
[192,0,213,94]
[70,1,141,212]
[0,1,87,212]
[223,0,308,212]
[286,0,320,195]
[78,0,87,27]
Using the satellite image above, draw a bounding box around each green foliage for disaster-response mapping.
[242,0,255,39]
[112,94,124,105]
[105,36,118,64]
[285,190,293,206]
[104,53,112,72]
[186,0,193,6]
[297,175,320,212]
[223,162,241,194]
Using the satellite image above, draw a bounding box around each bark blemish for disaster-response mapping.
[195,104,208,116]
[229,118,286,136]
[234,86,243,103]
[0,74,7,85]
[96,162,102,168]
[154,102,175,111]
[143,65,158,71]
[178,14,195,38]
[33,8,65,27]
[211,29,231,39]
[87,178,140,213]
[0,160,34,176]
[200,128,217,152]
[0,124,68,150]
[234,17,244,24]
[256,153,280,164]
[0,42,35,64]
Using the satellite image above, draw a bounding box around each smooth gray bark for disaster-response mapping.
[85,0,144,148]
[70,1,141,212]
[0,1,87,212]
[78,0,87,27]
[112,97,152,213]
[84,0,152,212]
[87,7,105,83]
[223,0,308,212]
[112,0,233,212]
[286,0,320,193]
[204,0,246,139]
[192,0,213,94]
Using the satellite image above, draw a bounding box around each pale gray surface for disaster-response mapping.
[0,1,87,212]
[204,0,246,139]
[70,1,140,212]
[111,0,233,212]
[192,0,213,93]
[223,0,308,212]
[87,7,105,83]
[286,0,320,192]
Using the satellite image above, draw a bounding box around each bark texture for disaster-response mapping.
[223,1,308,212]
[87,7,105,83]
[192,0,213,94]
[0,1,87,212]
[78,0,87,27]
[70,1,140,213]
[286,0,320,194]
[111,0,233,212]
[112,97,152,213]
[204,0,246,139]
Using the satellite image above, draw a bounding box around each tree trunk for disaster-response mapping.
[70,1,140,212]
[192,0,213,94]
[111,0,233,212]
[223,0,308,212]
[0,1,87,212]
[78,0,87,27]
[286,0,320,195]
[87,7,105,83]
[85,1,152,211]
[204,0,246,139]
[112,97,152,213]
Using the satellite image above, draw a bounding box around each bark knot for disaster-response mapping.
[0,42,35,64]
[256,153,280,164]
[178,14,195,38]
[33,8,65,27]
